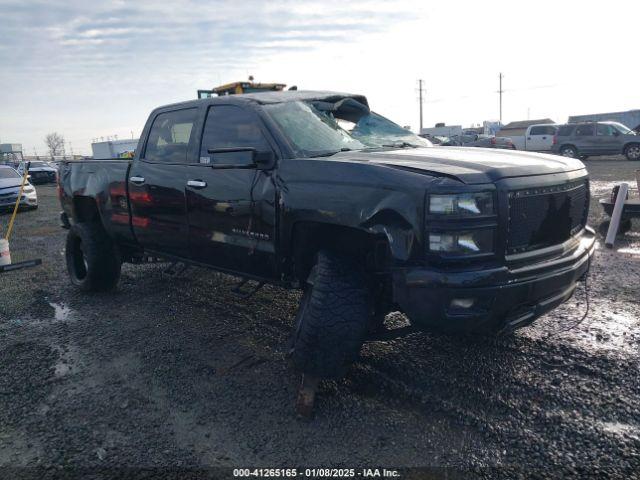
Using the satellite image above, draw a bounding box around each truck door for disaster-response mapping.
[573,123,596,155]
[128,108,197,258]
[526,125,556,151]
[186,104,277,278]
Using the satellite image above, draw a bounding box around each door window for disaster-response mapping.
[144,108,197,163]
[596,124,615,136]
[530,126,556,135]
[200,105,271,165]
[574,124,594,137]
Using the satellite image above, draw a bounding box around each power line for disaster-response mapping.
[498,72,504,124]
[418,79,425,132]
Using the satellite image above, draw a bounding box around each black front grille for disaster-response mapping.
[507,180,588,254]
[32,171,55,178]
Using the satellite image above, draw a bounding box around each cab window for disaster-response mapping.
[200,105,271,165]
[144,108,197,163]
[530,126,556,135]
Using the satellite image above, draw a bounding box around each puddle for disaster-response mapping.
[599,421,640,440]
[49,302,73,322]
[617,246,640,255]
[54,361,71,377]
[573,309,639,355]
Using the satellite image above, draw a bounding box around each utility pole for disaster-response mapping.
[498,73,504,124]
[418,79,425,133]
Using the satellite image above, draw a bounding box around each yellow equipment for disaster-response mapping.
[197,79,287,99]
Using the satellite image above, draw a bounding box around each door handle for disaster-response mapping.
[129,176,145,185]
[187,180,207,189]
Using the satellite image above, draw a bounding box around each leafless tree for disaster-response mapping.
[45,132,65,157]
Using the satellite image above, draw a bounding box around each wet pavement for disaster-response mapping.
[0,156,639,478]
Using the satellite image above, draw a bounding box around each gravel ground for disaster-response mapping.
[0,157,639,478]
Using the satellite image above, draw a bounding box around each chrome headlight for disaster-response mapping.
[429,229,494,255]
[23,185,35,193]
[429,192,494,216]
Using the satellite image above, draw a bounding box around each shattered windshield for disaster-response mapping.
[264,99,431,158]
[346,112,432,148]
[264,101,365,157]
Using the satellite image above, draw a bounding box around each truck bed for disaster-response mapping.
[58,158,135,244]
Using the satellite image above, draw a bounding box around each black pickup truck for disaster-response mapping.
[58,90,595,379]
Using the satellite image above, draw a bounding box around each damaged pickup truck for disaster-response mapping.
[58,91,595,380]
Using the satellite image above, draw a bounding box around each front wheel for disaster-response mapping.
[65,222,121,292]
[290,251,369,379]
[625,144,640,161]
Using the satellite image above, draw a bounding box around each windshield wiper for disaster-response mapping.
[308,147,354,158]
[381,141,420,148]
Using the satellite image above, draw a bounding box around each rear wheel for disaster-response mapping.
[625,144,640,161]
[560,145,578,158]
[65,222,121,292]
[290,250,369,379]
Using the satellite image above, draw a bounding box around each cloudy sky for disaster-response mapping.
[1,0,638,155]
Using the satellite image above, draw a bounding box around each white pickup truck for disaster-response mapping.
[506,124,559,152]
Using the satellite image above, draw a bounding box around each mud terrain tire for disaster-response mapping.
[66,222,121,292]
[290,250,369,379]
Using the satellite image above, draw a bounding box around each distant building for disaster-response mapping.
[420,124,463,137]
[0,143,24,165]
[496,118,555,138]
[483,121,502,136]
[568,109,640,132]
[91,139,139,159]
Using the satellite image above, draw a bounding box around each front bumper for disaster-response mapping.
[0,189,38,211]
[392,228,596,334]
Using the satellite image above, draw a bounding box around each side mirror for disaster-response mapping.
[613,130,620,136]
[206,147,256,168]
[205,147,275,170]
[27,174,32,181]
[255,151,275,169]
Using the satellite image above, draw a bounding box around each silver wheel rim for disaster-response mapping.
[562,149,575,157]
[629,147,640,159]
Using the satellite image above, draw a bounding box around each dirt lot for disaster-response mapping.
[1,157,639,478]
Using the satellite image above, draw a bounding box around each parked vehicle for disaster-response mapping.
[450,134,515,149]
[0,165,38,211]
[419,134,456,146]
[506,124,559,151]
[17,161,57,184]
[58,90,595,380]
[551,122,640,161]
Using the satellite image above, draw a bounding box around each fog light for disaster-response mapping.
[450,298,475,309]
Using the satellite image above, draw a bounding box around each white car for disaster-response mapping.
[0,165,38,211]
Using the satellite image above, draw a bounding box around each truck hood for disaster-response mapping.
[339,147,586,184]
[0,178,22,190]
